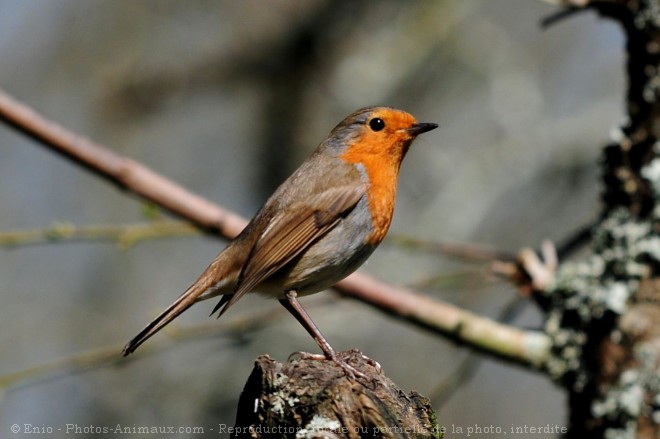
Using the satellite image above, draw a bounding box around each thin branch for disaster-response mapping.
[541,7,585,28]
[388,221,594,264]
[537,0,589,6]
[0,87,551,370]
[0,89,247,238]
[409,268,494,292]
[0,305,284,392]
[385,234,513,262]
[338,274,550,368]
[429,353,482,405]
[428,296,527,406]
[0,220,200,249]
[554,222,593,259]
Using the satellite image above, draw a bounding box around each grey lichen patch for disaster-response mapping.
[641,156,660,191]
[635,0,660,31]
[594,210,655,277]
[592,336,660,439]
[641,154,660,219]
[540,209,657,388]
[637,339,660,428]
[296,415,341,439]
[543,310,585,385]
[601,422,638,439]
[269,372,300,417]
[643,74,660,104]
[592,370,643,419]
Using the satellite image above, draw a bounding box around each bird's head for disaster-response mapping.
[324,106,437,163]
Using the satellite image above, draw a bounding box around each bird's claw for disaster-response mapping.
[331,354,368,381]
[288,349,379,381]
[288,351,325,362]
[341,348,382,374]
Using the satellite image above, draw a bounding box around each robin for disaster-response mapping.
[123,106,437,377]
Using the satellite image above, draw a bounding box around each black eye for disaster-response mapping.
[369,117,385,132]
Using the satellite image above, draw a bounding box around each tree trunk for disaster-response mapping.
[533,2,660,438]
[233,351,441,439]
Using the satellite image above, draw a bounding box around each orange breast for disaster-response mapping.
[341,138,404,244]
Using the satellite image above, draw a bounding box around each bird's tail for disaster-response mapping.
[122,280,210,356]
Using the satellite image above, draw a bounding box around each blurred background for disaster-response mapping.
[0,0,624,437]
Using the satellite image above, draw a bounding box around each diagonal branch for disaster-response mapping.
[0,90,246,238]
[339,274,550,367]
[0,87,551,370]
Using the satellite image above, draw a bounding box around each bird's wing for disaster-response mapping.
[212,183,365,316]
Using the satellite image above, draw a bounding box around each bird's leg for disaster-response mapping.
[279,290,366,379]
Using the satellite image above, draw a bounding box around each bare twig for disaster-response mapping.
[0,89,247,238]
[0,87,551,370]
[409,268,493,292]
[0,305,284,391]
[541,7,585,28]
[386,234,513,262]
[428,296,527,406]
[339,274,550,368]
[0,220,200,249]
[429,353,482,405]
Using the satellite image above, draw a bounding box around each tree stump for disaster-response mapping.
[232,350,441,438]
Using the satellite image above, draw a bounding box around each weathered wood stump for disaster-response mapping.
[233,350,441,438]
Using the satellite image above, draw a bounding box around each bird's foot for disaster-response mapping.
[288,351,325,362]
[345,348,382,374]
[288,349,379,381]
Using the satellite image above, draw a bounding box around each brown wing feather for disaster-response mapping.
[214,185,364,316]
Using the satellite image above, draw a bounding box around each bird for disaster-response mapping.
[122,106,437,377]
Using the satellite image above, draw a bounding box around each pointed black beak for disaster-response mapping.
[407,122,438,136]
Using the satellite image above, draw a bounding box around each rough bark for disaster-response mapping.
[232,351,441,439]
[530,1,660,438]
